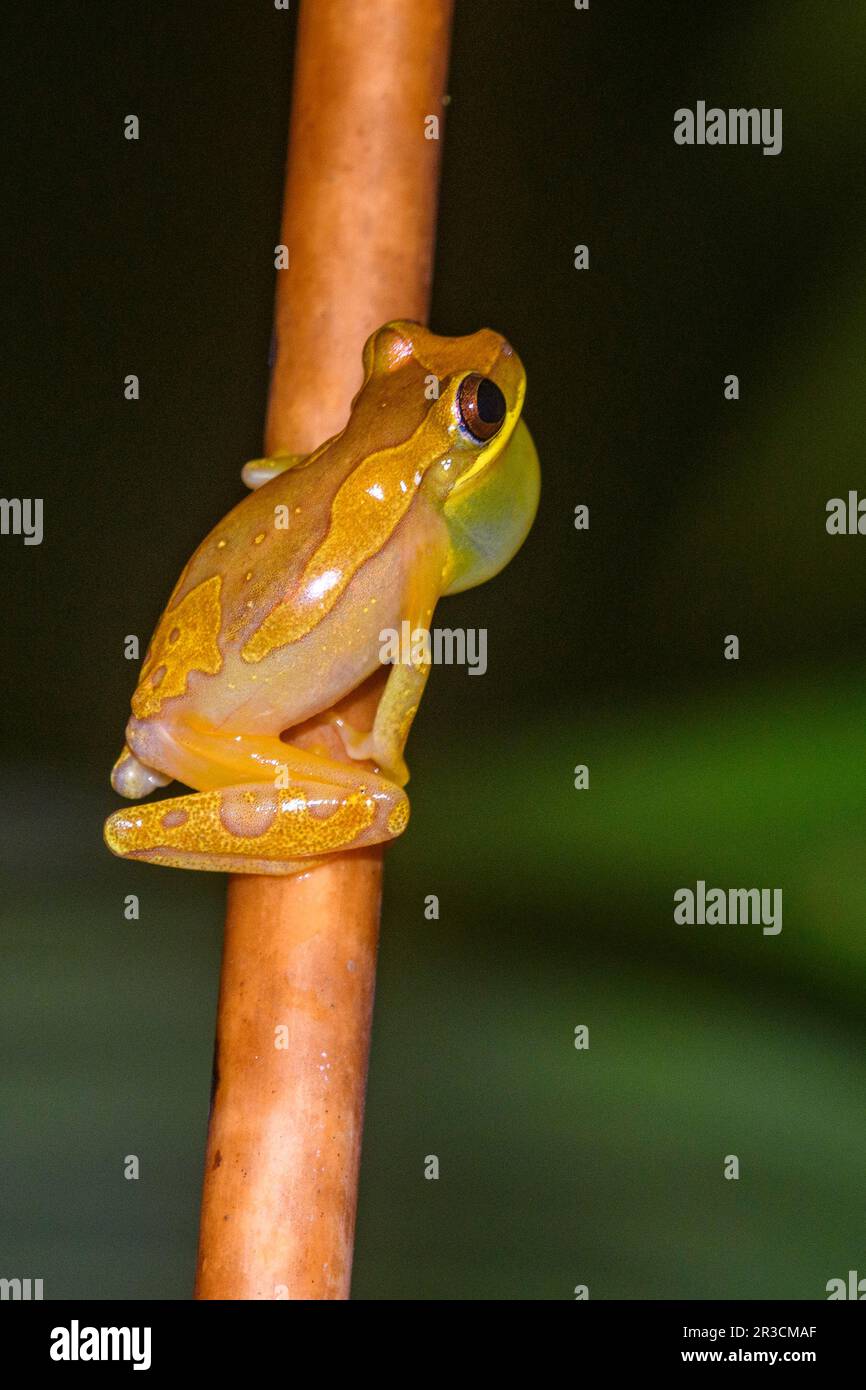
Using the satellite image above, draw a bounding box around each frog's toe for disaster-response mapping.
[241,451,307,490]
[110,744,172,799]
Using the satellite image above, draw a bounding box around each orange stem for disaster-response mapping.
[194,0,453,1300]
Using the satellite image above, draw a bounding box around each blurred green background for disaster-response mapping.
[2,0,865,1299]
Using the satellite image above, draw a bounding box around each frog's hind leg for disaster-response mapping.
[104,754,409,875]
[111,743,172,798]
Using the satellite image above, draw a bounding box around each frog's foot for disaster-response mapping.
[104,767,409,875]
[110,744,172,799]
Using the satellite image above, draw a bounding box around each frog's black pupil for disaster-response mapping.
[476,377,506,425]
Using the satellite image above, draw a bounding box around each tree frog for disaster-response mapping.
[104,321,540,874]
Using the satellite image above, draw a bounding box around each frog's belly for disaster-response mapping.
[227,588,403,733]
[186,542,411,736]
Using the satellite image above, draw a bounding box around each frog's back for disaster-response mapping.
[188,452,349,655]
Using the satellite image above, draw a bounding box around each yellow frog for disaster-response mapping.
[104,321,539,874]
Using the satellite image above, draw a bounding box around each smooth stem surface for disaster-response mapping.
[195,0,453,1300]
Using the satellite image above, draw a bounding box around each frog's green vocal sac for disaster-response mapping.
[104,321,540,874]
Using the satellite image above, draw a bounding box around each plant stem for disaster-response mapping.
[194,0,454,1300]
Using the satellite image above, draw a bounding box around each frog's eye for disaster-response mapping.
[456,374,507,442]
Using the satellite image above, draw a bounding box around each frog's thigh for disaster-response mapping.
[104,753,409,875]
[157,717,392,794]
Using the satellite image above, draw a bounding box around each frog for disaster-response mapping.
[104,320,540,875]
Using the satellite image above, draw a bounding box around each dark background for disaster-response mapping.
[2,0,866,1298]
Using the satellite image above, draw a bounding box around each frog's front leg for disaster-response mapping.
[103,742,409,875]
[338,551,442,785]
[341,656,430,788]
